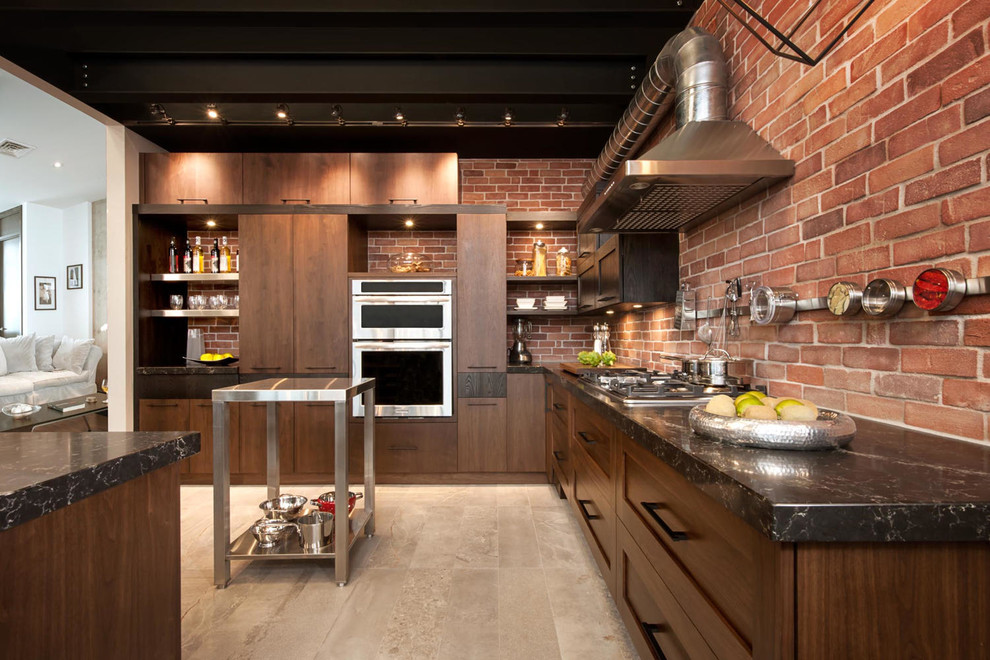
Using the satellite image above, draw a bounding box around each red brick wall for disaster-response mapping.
[460,159,591,211]
[185,231,240,354]
[611,0,990,441]
[367,231,458,273]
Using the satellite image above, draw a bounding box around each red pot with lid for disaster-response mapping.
[311,490,363,515]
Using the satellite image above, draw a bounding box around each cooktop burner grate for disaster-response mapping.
[580,368,753,405]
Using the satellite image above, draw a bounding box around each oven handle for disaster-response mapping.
[352,296,451,304]
[353,342,451,350]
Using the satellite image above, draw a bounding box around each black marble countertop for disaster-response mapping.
[0,431,200,531]
[545,366,990,543]
[507,364,552,374]
[137,365,239,375]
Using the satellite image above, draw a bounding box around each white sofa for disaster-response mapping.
[0,344,102,406]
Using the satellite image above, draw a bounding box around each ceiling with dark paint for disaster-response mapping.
[0,1,699,156]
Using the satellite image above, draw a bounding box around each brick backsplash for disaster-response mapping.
[460,159,593,211]
[185,231,240,354]
[507,317,598,362]
[367,231,458,273]
[609,0,990,442]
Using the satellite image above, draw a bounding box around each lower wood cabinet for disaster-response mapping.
[353,421,457,474]
[506,373,546,473]
[458,399,507,472]
[235,402,294,480]
[138,399,192,475]
[570,447,617,589]
[549,411,571,494]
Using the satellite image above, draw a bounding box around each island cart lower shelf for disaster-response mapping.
[212,376,375,587]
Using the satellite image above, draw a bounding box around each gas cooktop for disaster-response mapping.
[580,368,756,406]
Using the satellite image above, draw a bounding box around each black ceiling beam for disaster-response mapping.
[0,1,698,13]
[71,56,643,104]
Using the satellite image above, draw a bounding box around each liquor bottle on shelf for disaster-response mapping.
[183,240,192,274]
[192,237,203,274]
[168,237,178,273]
[211,239,220,274]
[220,236,231,273]
[233,249,239,273]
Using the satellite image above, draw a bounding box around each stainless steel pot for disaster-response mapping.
[295,511,334,553]
[698,358,728,385]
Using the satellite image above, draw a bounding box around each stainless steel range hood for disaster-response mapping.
[578,28,795,234]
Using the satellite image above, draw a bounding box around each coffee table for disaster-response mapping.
[0,395,109,432]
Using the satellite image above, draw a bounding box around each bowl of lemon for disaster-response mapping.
[185,353,238,366]
[688,391,855,450]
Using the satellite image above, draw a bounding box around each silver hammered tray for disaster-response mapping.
[688,405,856,450]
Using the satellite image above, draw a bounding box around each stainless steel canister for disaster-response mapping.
[296,511,334,553]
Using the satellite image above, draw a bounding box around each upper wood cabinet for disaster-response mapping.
[238,215,295,373]
[350,153,459,205]
[242,153,350,204]
[142,153,243,204]
[292,215,349,373]
[456,213,507,372]
[576,233,679,313]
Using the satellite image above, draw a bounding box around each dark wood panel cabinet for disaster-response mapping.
[506,373,545,473]
[458,398,507,472]
[292,215,349,374]
[142,153,243,204]
[237,402,294,478]
[242,153,350,204]
[292,402,334,478]
[576,232,679,313]
[456,213,507,372]
[357,422,458,474]
[349,153,459,205]
[239,215,295,373]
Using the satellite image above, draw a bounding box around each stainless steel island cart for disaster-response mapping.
[212,377,375,587]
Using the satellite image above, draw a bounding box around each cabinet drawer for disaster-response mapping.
[616,522,717,660]
[571,449,615,585]
[549,413,571,490]
[369,422,458,473]
[619,436,760,653]
[571,398,613,483]
[548,380,570,426]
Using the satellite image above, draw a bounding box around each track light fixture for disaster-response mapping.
[503,108,514,126]
[149,103,174,125]
[557,108,569,127]
[206,103,220,120]
[331,104,345,125]
[275,103,292,123]
[455,108,466,127]
[394,107,407,126]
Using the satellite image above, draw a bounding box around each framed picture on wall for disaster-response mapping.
[67,264,83,290]
[34,276,56,311]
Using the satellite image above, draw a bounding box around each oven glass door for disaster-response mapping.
[352,296,452,340]
[352,341,452,417]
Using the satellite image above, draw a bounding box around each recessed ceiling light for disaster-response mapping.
[535,223,544,230]
[633,304,643,308]
[605,310,615,315]
[53,161,62,168]
[206,220,217,228]
[404,219,415,228]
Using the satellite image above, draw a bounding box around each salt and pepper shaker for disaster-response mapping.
[592,323,611,354]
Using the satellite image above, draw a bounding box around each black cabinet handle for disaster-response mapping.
[281,198,311,204]
[552,403,566,411]
[467,365,497,369]
[177,198,208,204]
[249,366,281,370]
[578,304,593,309]
[641,623,668,660]
[389,198,418,205]
[641,502,688,542]
[552,450,566,461]
[147,402,178,407]
[387,445,418,451]
[304,366,337,370]
[578,251,590,258]
[576,431,597,445]
[597,295,617,302]
[577,499,601,521]
[467,402,498,407]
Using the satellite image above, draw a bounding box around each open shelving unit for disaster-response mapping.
[148,309,239,318]
[150,273,239,282]
[507,275,577,283]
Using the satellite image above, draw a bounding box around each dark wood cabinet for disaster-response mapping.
[349,153,459,205]
[142,153,243,204]
[458,398,507,472]
[292,402,335,478]
[356,422,458,474]
[242,153,350,204]
[238,215,295,373]
[237,402,294,479]
[188,399,217,476]
[456,213,507,373]
[576,233,679,313]
[506,373,545,473]
[138,399,190,432]
[292,215,349,374]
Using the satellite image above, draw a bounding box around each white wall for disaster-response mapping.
[20,201,93,339]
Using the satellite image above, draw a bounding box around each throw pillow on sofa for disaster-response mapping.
[0,333,38,373]
[53,336,94,374]
[0,345,7,376]
[35,334,56,372]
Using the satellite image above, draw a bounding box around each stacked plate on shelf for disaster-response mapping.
[544,295,568,311]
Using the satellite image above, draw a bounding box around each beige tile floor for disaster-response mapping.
[180,484,638,660]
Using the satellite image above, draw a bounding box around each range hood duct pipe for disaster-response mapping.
[582,27,728,197]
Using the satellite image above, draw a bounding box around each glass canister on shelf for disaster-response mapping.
[533,239,548,277]
[555,247,572,276]
[514,259,534,276]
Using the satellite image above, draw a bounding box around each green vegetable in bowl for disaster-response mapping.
[601,351,617,366]
[577,351,602,367]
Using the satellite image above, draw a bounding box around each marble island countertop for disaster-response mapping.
[542,365,990,543]
[0,431,199,531]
